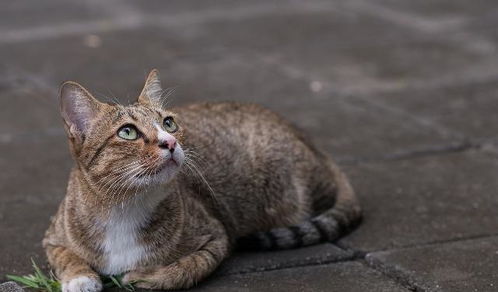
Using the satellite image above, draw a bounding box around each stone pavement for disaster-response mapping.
[1,1,497,291]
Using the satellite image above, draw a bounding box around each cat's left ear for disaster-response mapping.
[138,69,163,107]
[60,81,106,143]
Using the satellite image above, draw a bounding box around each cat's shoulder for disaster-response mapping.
[174,101,269,113]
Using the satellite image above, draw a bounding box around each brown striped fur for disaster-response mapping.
[43,70,361,291]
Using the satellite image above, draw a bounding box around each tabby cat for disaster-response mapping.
[43,70,361,291]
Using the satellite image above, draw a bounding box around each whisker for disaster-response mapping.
[184,158,218,205]
[104,163,146,201]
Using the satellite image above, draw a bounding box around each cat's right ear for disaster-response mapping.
[59,81,103,142]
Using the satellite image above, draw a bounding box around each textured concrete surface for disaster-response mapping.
[340,150,498,252]
[367,236,498,291]
[0,282,24,292]
[1,0,498,291]
[216,244,354,276]
[194,262,409,292]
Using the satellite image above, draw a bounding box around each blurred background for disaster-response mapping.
[1,1,498,291]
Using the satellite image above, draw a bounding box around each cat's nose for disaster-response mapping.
[159,138,176,153]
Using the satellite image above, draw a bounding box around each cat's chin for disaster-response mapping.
[137,161,181,187]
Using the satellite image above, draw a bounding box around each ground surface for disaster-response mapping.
[0,1,498,291]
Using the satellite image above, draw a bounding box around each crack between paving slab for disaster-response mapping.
[364,232,498,255]
[219,252,365,277]
[338,137,498,166]
[335,232,498,292]
[337,140,476,166]
[363,257,427,292]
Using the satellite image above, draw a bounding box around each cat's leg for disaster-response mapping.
[122,234,229,290]
[45,245,102,292]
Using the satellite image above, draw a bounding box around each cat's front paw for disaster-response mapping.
[122,265,193,290]
[122,268,159,290]
[62,276,102,292]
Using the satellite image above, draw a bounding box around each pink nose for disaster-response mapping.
[159,137,176,152]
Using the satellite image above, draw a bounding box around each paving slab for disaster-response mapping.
[0,87,60,137]
[192,5,496,94]
[0,137,71,278]
[370,79,498,140]
[192,261,409,292]
[0,1,109,31]
[368,0,497,20]
[340,150,498,252]
[122,0,298,15]
[366,236,498,292]
[456,4,498,48]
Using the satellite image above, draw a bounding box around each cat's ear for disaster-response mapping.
[59,81,104,141]
[138,69,163,106]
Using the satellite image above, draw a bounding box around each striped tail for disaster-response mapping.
[237,166,361,250]
[237,208,361,250]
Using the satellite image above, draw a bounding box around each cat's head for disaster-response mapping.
[60,70,185,200]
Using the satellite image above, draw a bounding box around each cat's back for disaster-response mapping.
[174,102,308,151]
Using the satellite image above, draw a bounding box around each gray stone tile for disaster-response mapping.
[0,28,227,100]
[0,137,71,278]
[193,261,409,292]
[217,244,353,275]
[0,282,24,292]
[340,150,498,252]
[368,0,497,19]
[459,7,498,47]
[370,80,498,140]
[0,87,61,137]
[366,236,498,292]
[191,7,494,94]
[0,1,108,31]
[122,0,294,15]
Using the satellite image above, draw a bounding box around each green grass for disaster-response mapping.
[6,259,135,292]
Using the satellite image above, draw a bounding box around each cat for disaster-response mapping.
[43,69,361,291]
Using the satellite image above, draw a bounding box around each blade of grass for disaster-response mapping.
[6,258,62,292]
[6,275,41,288]
[6,259,137,292]
[103,275,135,292]
[31,259,51,292]
[109,275,123,288]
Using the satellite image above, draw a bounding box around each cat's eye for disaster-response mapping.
[117,125,139,140]
[163,117,178,133]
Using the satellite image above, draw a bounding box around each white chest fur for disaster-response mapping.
[99,189,165,275]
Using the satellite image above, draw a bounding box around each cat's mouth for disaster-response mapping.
[138,158,178,178]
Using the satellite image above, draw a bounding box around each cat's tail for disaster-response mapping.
[237,163,361,250]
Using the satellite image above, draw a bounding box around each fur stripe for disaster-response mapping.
[265,230,278,250]
[86,134,114,168]
[127,111,138,121]
[238,208,358,251]
[310,219,327,242]
[288,226,303,247]
[202,248,218,262]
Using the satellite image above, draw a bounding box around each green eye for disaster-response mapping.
[117,125,138,140]
[163,117,178,133]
